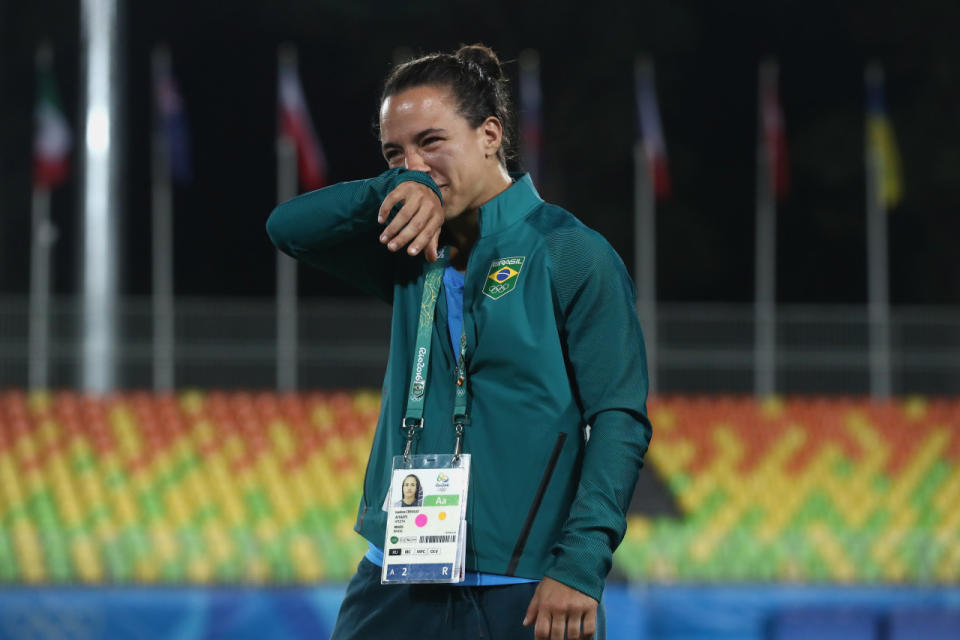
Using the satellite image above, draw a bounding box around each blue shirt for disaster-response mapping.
[443,266,466,359]
[364,265,536,587]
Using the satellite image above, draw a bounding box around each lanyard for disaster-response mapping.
[453,332,468,459]
[403,250,469,461]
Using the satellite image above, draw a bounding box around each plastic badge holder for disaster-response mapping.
[382,453,470,584]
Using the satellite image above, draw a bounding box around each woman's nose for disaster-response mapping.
[404,151,430,172]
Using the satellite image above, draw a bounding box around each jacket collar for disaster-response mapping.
[477,173,542,237]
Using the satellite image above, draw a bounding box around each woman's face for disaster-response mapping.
[402,476,418,501]
[380,84,500,220]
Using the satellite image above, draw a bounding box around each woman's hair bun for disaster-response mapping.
[455,43,504,82]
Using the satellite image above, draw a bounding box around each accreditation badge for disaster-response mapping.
[382,453,470,584]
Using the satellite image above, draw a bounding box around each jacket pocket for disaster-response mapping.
[505,432,567,575]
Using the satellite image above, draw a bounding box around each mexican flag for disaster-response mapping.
[34,61,72,189]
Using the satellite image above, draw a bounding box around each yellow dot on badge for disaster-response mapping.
[438,512,447,521]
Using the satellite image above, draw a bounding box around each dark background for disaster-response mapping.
[1,0,958,303]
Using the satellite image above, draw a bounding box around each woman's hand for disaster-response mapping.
[523,577,598,639]
[377,181,444,262]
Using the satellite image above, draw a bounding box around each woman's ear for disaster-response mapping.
[479,116,503,158]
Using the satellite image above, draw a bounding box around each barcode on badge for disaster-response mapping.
[419,535,455,543]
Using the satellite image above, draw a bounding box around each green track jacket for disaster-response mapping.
[266,168,651,601]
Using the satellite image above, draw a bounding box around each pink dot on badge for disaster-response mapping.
[415,514,428,527]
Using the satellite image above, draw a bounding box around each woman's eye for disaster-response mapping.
[423,137,441,147]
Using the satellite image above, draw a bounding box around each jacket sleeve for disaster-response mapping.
[541,227,652,602]
[265,168,442,302]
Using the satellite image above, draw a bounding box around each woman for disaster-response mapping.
[268,44,651,640]
[394,474,422,508]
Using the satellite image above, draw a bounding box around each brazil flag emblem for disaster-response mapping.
[482,256,525,300]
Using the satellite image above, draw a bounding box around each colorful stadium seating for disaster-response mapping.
[618,396,960,583]
[0,391,957,584]
[0,390,377,583]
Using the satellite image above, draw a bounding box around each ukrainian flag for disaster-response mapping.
[866,64,904,209]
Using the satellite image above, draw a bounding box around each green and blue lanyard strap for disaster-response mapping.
[402,248,469,462]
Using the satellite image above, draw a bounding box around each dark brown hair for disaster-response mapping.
[380,44,515,165]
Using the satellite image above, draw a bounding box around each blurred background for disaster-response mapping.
[0,0,958,638]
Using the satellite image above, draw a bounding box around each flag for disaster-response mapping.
[33,51,71,189]
[278,52,327,191]
[866,65,903,209]
[519,49,542,184]
[634,59,671,200]
[152,49,192,184]
[760,61,789,199]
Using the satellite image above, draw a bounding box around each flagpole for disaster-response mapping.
[634,56,658,393]
[865,62,892,399]
[151,45,175,391]
[754,60,778,397]
[29,186,54,389]
[80,0,121,392]
[276,45,299,391]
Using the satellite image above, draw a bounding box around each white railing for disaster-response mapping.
[0,296,958,393]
